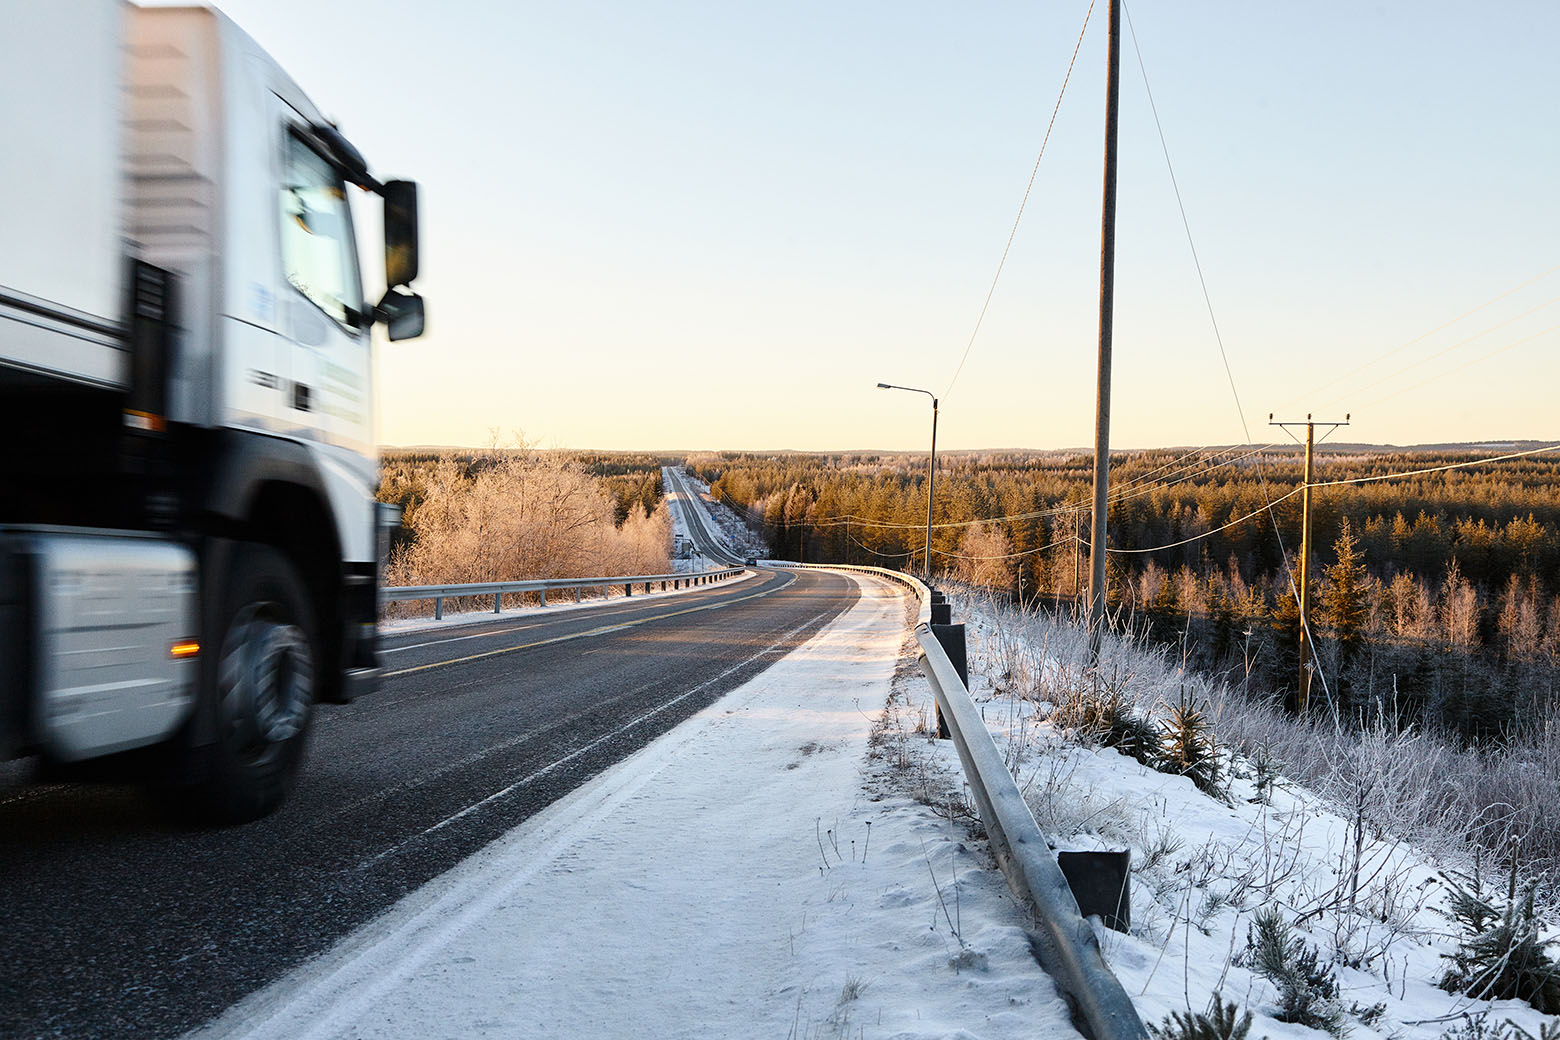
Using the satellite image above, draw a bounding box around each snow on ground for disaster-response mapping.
[662,465,735,572]
[189,574,1077,1040]
[944,588,1560,1040]
[206,540,1560,1040]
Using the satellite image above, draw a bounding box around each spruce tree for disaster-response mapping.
[1323,518,1370,684]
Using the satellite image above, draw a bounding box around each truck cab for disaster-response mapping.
[0,2,424,821]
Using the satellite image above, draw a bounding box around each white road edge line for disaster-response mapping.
[186,569,883,1040]
[355,607,836,872]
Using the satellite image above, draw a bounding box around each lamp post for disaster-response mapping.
[876,382,938,586]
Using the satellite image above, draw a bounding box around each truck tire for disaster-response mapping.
[169,544,316,823]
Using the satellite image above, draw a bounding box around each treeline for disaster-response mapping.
[687,447,1560,738]
[378,448,671,597]
[572,452,671,526]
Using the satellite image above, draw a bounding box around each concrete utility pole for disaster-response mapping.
[1269,412,1350,713]
[1086,0,1122,664]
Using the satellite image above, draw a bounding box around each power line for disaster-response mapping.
[845,527,917,560]
[1096,442,1560,556]
[798,441,1282,533]
[932,536,1071,563]
[1354,321,1560,411]
[1104,487,1304,554]
[1307,442,1560,490]
[766,443,1560,571]
[1122,2,1247,441]
[1123,1,1334,712]
[1315,295,1560,409]
[1286,261,1560,409]
[941,0,1097,402]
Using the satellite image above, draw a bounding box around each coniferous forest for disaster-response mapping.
[687,445,1560,741]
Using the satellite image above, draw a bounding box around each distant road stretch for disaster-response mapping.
[664,465,745,565]
[0,564,858,1040]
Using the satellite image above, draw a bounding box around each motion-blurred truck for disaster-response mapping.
[0,2,425,821]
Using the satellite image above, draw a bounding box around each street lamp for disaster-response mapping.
[876,382,939,586]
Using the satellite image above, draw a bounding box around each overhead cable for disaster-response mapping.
[941,0,1097,402]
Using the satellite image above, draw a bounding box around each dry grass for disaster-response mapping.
[951,580,1560,893]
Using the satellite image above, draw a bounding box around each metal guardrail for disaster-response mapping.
[762,560,931,627]
[382,567,744,620]
[915,624,1148,1040]
[767,559,1148,1040]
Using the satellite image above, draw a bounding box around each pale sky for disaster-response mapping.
[204,0,1559,452]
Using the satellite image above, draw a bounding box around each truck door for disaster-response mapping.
[276,128,373,457]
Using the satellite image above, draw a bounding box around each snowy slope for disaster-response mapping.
[947,588,1560,1040]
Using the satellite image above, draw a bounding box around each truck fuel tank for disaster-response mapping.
[1,529,198,762]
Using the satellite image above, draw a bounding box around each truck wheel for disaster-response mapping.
[170,544,316,823]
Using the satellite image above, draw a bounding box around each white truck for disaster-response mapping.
[0,2,425,821]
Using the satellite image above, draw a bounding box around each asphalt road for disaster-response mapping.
[664,466,745,565]
[0,564,858,1040]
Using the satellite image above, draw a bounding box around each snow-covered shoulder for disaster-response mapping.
[187,572,1078,1040]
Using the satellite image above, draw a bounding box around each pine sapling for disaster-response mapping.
[1156,687,1221,796]
[1437,853,1560,1013]
[1148,993,1254,1040]
[1246,906,1350,1038]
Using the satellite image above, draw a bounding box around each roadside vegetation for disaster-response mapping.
[377,444,673,612]
[690,446,1560,743]
[693,446,1560,1034]
[952,581,1560,1036]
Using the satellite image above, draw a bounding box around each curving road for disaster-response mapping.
[0,565,858,1039]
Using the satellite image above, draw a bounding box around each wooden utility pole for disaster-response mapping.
[1269,413,1349,712]
[1086,0,1122,664]
[1073,506,1082,606]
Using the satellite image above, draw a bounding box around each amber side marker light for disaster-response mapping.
[170,641,201,659]
[124,410,168,433]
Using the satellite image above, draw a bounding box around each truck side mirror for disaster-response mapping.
[382,180,419,288]
[374,288,425,341]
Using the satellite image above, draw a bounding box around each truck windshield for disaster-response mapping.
[280,134,363,330]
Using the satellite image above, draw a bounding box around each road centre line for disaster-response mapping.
[382,579,743,655]
[380,570,796,680]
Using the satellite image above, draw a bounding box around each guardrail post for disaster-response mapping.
[625,582,632,596]
[435,596,443,621]
[929,622,966,740]
[575,587,582,604]
[540,588,547,607]
[494,592,502,613]
[1057,850,1132,933]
